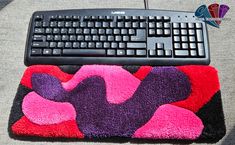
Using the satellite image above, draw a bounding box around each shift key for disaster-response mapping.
[32,42,48,48]
[127,43,146,49]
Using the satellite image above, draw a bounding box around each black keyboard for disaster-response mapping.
[24,9,210,66]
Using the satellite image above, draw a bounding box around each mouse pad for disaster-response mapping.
[8,65,226,142]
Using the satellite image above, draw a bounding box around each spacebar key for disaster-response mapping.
[63,49,106,56]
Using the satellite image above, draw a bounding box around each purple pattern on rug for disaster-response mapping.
[31,67,191,137]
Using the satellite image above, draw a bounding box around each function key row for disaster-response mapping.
[34,14,171,22]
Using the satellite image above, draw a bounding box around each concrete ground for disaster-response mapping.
[0,0,234,145]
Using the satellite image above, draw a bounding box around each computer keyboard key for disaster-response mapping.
[104,42,111,48]
[42,21,49,27]
[117,50,125,56]
[88,42,95,48]
[189,29,195,35]
[110,22,116,28]
[196,23,202,28]
[49,42,57,48]
[65,16,72,20]
[106,36,113,41]
[70,35,76,41]
[156,29,163,35]
[68,28,75,34]
[164,29,171,36]
[182,43,188,49]
[46,35,53,41]
[181,36,188,42]
[73,16,80,20]
[81,42,88,48]
[72,22,79,27]
[127,49,135,56]
[54,35,61,41]
[65,42,72,48]
[43,49,52,55]
[45,28,52,34]
[106,16,113,21]
[198,43,205,56]
[58,21,65,27]
[115,36,122,42]
[117,22,124,28]
[34,28,44,34]
[73,42,80,48]
[148,16,155,21]
[127,43,146,49]
[131,29,146,41]
[50,22,57,27]
[156,16,162,21]
[35,21,42,27]
[149,49,156,56]
[190,50,197,56]
[119,42,126,49]
[165,50,172,56]
[196,29,203,42]
[102,22,109,28]
[106,29,113,35]
[32,42,48,48]
[35,15,43,20]
[149,29,155,36]
[57,42,64,48]
[149,22,155,28]
[188,23,194,28]
[99,35,106,41]
[113,29,120,35]
[175,50,189,56]
[132,16,139,21]
[189,36,196,42]
[61,28,68,34]
[163,16,170,21]
[139,16,146,21]
[156,43,164,49]
[123,36,129,41]
[157,50,164,56]
[107,49,115,56]
[132,22,139,28]
[190,43,196,49]
[63,49,106,56]
[53,49,61,55]
[31,49,42,56]
[77,35,84,41]
[80,22,86,27]
[173,36,180,42]
[181,29,187,35]
[173,29,180,35]
[140,22,146,28]
[33,35,45,41]
[111,42,118,48]
[128,29,135,35]
[156,22,162,28]
[58,15,65,20]
[180,23,187,28]
[173,23,179,28]
[174,43,180,49]
[125,22,131,28]
[96,42,102,48]
[164,22,170,28]
[62,35,69,41]
[136,50,146,56]
[85,35,92,41]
